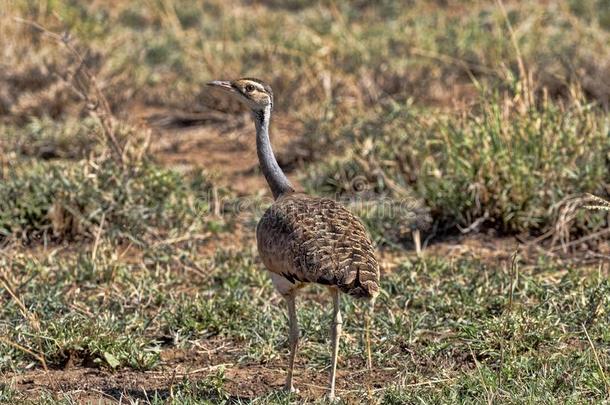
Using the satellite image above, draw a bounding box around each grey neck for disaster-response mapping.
[254,105,294,200]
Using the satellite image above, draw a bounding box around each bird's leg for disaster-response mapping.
[365,297,376,370]
[412,229,422,256]
[329,287,342,400]
[284,292,299,393]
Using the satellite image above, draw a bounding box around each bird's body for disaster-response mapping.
[207,78,379,400]
[257,192,379,298]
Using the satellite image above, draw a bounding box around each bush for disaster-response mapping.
[305,89,610,235]
[0,158,213,244]
[1,116,100,160]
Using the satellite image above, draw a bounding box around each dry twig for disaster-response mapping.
[0,270,48,371]
[13,17,125,166]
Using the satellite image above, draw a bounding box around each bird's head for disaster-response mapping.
[207,78,273,112]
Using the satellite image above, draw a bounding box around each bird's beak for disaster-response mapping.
[206,80,235,93]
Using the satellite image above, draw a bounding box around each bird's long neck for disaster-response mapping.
[254,106,294,199]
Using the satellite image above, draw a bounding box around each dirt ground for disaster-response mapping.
[8,338,402,403]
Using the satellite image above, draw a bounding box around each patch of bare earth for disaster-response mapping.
[6,339,395,403]
[143,106,302,197]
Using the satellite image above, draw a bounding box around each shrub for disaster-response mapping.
[0,158,213,244]
[305,89,610,235]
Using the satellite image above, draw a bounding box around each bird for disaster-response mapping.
[207,78,380,400]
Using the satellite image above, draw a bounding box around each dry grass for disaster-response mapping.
[1,0,609,403]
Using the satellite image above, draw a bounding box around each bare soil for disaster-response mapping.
[146,108,303,197]
[7,339,397,403]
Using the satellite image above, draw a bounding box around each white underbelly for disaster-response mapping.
[269,272,304,296]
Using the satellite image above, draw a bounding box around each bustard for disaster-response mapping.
[208,78,380,399]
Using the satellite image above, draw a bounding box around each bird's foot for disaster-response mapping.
[283,383,299,394]
[326,393,342,403]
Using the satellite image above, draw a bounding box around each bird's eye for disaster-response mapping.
[245,84,255,93]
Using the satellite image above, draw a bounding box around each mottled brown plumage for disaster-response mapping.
[207,77,379,400]
[257,193,379,298]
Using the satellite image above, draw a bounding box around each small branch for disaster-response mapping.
[550,228,610,253]
[0,337,48,371]
[456,212,489,234]
[91,211,106,262]
[583,324,610,395]
[507,249,519,313]
[151,232,212,248]
[13,17,124,167]
[0,272,48,371]
[496,0,533,107]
